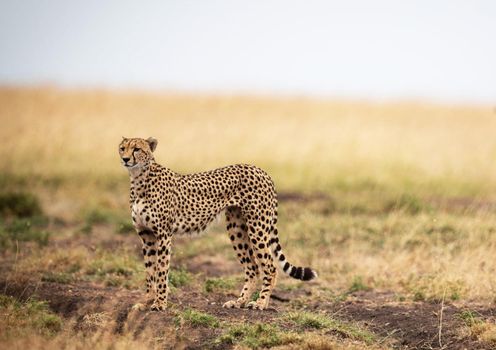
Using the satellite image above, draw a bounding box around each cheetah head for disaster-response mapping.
[118,137,157,170]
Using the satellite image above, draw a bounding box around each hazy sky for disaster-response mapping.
[0,1,495,103]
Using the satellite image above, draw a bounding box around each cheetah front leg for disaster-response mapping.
[133,230,157,311]
[223,207,260,309]
[151,233,172,311]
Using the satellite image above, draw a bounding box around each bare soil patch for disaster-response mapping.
[318,291,494,350]
[1,272,494,349]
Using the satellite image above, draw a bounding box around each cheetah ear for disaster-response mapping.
[146,137,158,152]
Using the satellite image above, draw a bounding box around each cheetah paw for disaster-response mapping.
[246,300,268,310]
[150,302,167,311]
[131,303,147,311]
[222,299,245,309]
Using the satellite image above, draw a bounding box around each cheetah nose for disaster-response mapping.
[122,157,130,163]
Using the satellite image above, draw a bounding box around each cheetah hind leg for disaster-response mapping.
[222,270,259,309]
[223,207,259,309]
[222,276,258,309]
[246,265,276,310]
[131,297,154,311]
[244,217,277,311]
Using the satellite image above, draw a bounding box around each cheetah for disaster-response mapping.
[119,137,317,311]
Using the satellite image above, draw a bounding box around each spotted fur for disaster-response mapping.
[119,137,317,311]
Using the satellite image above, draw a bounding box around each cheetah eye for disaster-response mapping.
[133,147,139,152]
[120,147,125,151]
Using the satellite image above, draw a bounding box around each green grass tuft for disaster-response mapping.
[284,311,330,329]
[0,217,50,252]
[0,295,63,338]
[84,208,112,225]
[80,206,128,234]
[0,191,43,218]
[204,277,237,293]
[459,310,483,327]
[116,220,134,235]
[168,268,192,288]
[176,308,219,328]
[216,323,299,349]
[349,276,371,293]
[284,311,376,344]
[85,250,143,288]
[41,272,73,284]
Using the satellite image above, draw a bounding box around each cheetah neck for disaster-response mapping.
[128,163,152,199]
[128,162,150,179]
[128,162,175,201]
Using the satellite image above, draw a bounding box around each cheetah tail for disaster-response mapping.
[269,234,318,281]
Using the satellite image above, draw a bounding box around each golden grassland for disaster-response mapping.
[2,87,496,217]
[1,86,496,349]
[2,86,496,188]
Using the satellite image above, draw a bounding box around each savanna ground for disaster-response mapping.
[1,87,496,349]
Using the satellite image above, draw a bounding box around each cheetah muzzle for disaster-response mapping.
[119,137,317,311]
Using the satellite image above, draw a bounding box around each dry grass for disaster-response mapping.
[458,310,496,346]
[1,87,496,349]
[1,330,164,350]
[1,87,495,191]
[278,205,496,301]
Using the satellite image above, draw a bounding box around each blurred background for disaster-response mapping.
[1,1,496,202]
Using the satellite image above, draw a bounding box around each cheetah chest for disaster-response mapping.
[131,199,153,230]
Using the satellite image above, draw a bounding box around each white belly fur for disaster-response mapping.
[132,200,149,231]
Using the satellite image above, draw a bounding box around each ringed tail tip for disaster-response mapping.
[289,266,318,281]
